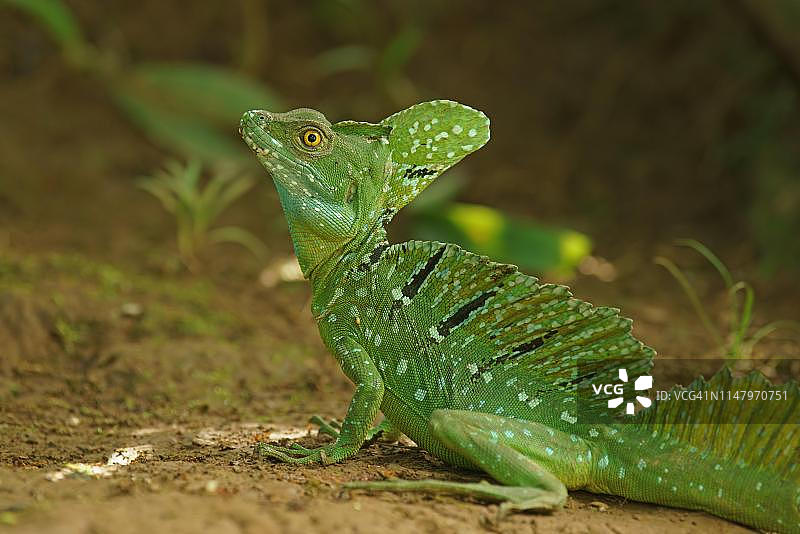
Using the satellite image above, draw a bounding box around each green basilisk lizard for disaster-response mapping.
[239,101,799,533]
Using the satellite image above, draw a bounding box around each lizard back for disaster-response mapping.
[322,239,655,442]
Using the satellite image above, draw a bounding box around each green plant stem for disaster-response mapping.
[728,281,754,357]
[654,256,725,349]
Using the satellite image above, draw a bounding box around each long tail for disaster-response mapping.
[599,368,800,533]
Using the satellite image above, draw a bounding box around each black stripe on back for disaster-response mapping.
[474,329,557,377]
[436,288,499,339]
[359,242,390,271]
[402,246,445,299]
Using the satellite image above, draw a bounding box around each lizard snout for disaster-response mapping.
[240,110,272,130]
[240,110,276,156]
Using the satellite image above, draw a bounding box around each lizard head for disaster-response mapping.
[240,100,490,279]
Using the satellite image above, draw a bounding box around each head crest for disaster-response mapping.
[377,100,490,213]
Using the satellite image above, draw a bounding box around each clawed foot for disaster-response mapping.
[254,416,348,465]
[255,416,400,465]
[255,441,339,465]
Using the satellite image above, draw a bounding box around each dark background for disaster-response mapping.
[3,1,800,271]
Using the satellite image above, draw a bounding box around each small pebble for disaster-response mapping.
[588,501,608,512]
[121,302,143,317]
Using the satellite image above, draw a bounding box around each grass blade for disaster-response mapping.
[727,281,754,358]
[675,238,734,288]
[654,255,725,349]
[5,0,89,64]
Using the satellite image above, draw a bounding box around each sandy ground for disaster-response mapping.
[3,251,791,533]
[1,417,755,534]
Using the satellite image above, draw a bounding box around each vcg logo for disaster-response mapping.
[591,368,653,415]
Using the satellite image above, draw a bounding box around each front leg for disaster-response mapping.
[256,336,383,465]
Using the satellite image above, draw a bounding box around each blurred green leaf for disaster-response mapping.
[130,63,285,125]
[378,26,422,80]
[411,202,591,275]
[114,88,245,162]
[112,62,284,161]
[4,0,89,63]
[314,45,375,76]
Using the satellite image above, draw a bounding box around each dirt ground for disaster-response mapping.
[1,248,796,534]
[0,252,774,534]
[2,3,800,533]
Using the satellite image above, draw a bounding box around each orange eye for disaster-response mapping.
[301,128,322,147]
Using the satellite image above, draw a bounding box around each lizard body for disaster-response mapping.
[240,101,800,533]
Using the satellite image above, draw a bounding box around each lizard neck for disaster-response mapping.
[307,221,388,318]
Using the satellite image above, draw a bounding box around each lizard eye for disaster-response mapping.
[301,128,323,148]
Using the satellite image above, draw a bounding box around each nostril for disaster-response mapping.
[242,110,269,126]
